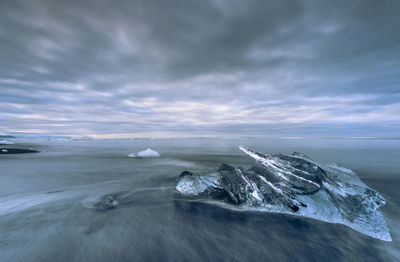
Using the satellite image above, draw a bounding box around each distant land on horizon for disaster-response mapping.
[0,135,16,138]
[2,134,400,141]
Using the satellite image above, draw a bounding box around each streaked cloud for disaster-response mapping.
[0,0,399,137]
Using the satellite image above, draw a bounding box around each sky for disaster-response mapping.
[0,0,399,138]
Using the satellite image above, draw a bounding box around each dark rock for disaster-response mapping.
[178,171,193,179]
[0,148,39,154]
[92,195,119,210]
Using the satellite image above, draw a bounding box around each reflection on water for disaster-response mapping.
[0,138,399,261]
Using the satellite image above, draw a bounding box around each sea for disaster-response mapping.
[0,137,399,262]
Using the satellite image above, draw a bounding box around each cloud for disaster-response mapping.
[0,0,399,137]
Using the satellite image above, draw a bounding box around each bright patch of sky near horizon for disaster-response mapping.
[0,0,399,137]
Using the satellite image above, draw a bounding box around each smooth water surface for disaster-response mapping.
[0,138,399,261]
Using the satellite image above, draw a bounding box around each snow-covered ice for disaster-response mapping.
[128,148,160,158]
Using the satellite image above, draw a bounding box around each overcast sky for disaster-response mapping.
[0,0,399,137]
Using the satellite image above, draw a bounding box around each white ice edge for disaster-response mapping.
[181,193,392,242]
[239,145,320,187]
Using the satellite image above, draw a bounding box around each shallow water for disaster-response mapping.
[0,138,399,261]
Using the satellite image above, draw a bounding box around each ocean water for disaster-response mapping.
[0,138,399,262]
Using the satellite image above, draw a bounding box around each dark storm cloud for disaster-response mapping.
[0,0,399,137]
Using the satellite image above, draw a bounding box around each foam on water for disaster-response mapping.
[0,139,14,145]
[0,191,77,216]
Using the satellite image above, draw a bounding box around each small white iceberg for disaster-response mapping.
[128,148,160,158]
[0,139,14,145]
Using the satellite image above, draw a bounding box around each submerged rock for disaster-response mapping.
[82,195,119,210]
[176,145,392,242]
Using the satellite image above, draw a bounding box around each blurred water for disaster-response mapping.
[0,138,399,261]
